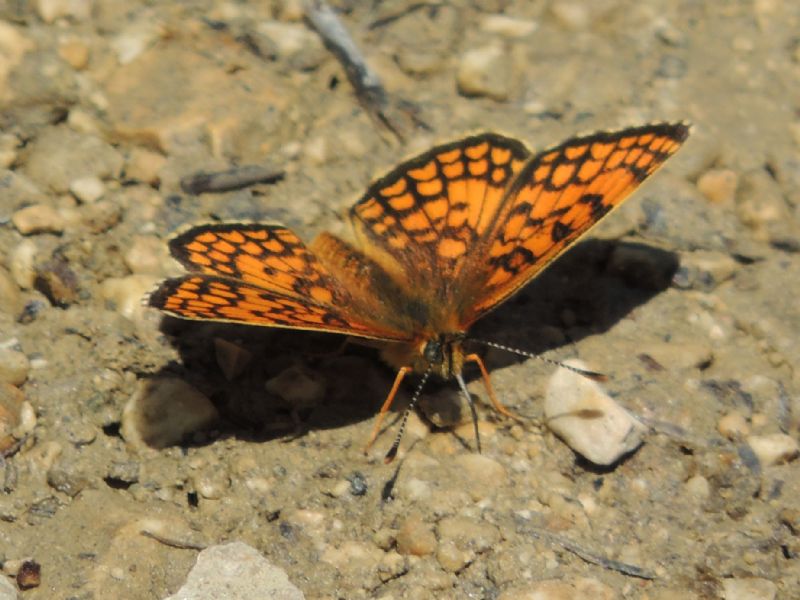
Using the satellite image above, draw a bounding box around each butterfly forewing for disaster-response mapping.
[459,123,690,325]
[349,134,530,292]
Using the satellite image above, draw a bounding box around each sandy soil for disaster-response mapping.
[1,1,799,598]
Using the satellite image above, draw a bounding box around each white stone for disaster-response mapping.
[112,21,164,65]
[746,434,799,467]
[121,378,219,450]
[0,566,19,599]
[11,204,65,234]
[0,349,30,386]
[35,0,91,23]
[480,15,538,38]
[69,176,105,203]
[721,577,777,600]
[545,361,646,465]
[100,275,160,321]
[456,44,511,101]
[164,542,304,600]
[9,239,38,289]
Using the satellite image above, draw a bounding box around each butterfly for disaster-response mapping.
[148,123,689,460]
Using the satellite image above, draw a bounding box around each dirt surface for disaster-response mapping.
[1,1,799,599]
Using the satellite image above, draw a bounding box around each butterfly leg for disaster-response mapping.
[464,353,523,421]
[364,366,411,453]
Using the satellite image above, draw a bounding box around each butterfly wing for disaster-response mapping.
[148,223,413,341]
[458,122,690,325]
[349,134,530,297]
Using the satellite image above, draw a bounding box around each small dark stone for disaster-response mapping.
[348,471,368,496]
[17,559,41,590]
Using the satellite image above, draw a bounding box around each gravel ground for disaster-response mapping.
[1,1,799,599]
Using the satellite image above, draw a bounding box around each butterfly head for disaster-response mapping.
[420,333,466,379]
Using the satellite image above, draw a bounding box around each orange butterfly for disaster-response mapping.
[149,123,689,459]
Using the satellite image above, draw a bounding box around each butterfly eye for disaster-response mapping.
[423,339,444,365]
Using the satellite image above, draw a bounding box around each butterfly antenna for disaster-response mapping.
[469,339,608,382]
[455,372,482,454]
[384,366,432,464]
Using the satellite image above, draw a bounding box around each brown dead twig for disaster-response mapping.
[303,0,428,142]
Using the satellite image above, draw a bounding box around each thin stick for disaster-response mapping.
[471,339,608,382]
[303,0,426,140]
[526,527,656,580]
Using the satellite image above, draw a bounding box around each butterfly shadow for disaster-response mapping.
[464,238,679,383]
[149,238,678,448]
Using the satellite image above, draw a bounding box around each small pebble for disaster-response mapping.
[123,148,166,186]
[252,21,325,70]
[746,433,799,467]
[697,168,738,204]
[685,475,710,501]
[34,258,80,307]
[736,169,788,234]
[549,0,590,30]
[35,0,91,23]
[377,551,407,583]
[164,542,304,600]
[718,411,750,440]
[320,541,381,577]
[674,250,738,291]
[396,514,436,556]
[21,128,123,193]
[58,38,90,70]
[123,235,165,275]
[435,540,471,573]
[11,204,65,235]
[456,44,511,101]
[0,348,30,386]
[100,274,160,321]
[0,383,24,454]
[721,577,777,600]
[112,21,164,65]
[265,365,325,409]
[437,516,500,553]
[0,133,20,168]
[453,454,508,501]
[303,136,328,165]
[69,176,105,203]
[191,466,231,500]
[16,560,40,590]
[121,378,219,450]
[213,338,252,381]
[480,14,537,37]
[0,267,22,315]
[545,360,646,465]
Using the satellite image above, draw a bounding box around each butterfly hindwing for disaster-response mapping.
[149,224,413,340]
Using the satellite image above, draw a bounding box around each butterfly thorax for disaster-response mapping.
[381,332,466,379]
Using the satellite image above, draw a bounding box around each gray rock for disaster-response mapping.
[121,378,218,450]
[20,127,123,193]
[164,542,304,600]
[0,572,20,600]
